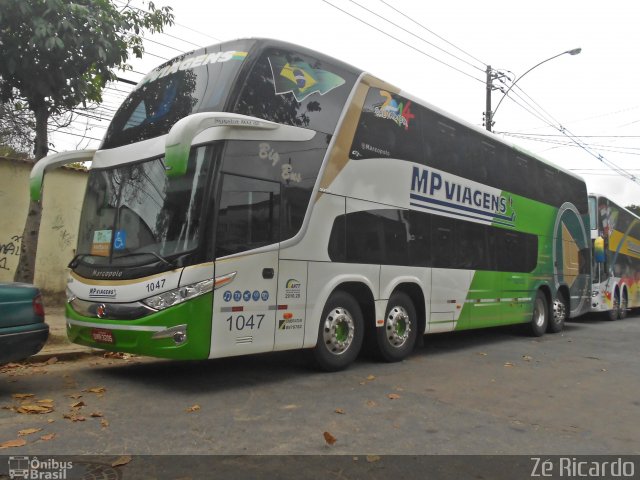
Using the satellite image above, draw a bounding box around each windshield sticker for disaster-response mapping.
[140,50,248,86]
[374,90,415,131]
[113,230,127,251]
[268,56,345,102]
[91,230,112,257]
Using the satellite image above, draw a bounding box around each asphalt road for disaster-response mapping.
[1,312,639,460]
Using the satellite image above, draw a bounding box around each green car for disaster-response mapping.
[0,282,49,364]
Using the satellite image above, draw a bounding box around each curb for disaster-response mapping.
[30,342,102,363]
[26,345,104,363]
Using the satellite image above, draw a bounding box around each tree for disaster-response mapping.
[0,100,35,156]
[0,0,174,283]
[625,205,640,217]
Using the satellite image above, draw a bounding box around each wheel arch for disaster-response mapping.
[388,282,427,336]
[538,283,552,316]
[304,277,376,348]
[556,283,571,311]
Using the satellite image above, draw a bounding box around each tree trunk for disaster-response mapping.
[13,105,49,284]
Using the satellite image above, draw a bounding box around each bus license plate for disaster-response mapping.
[91,328,115,344]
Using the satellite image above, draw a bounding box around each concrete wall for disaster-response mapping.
[0,158,88,293]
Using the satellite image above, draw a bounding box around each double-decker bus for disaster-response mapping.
[589,194,640,320]
[31,38,591,370]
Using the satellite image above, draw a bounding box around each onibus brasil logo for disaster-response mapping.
[8,456,73,479]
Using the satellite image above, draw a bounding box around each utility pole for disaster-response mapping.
[484,65,493,132]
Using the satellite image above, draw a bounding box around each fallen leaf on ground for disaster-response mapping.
[63,413,86,422]
[186,405,200,413]
[68,394,82,399]
[17,404,53,414]
[366,375,376,381]
[281,404,299,410]
[0,438,27,449]
[40,433,56,441]
[387,393,401,400]
[18,428,41,436]
[46,357,58,365]
[334,408,345,414]
[104,352,131,360]
[37,399,54,405]
[476,352,488,356]
[323,431,337,445]
[504,362,515,367]
[522,355,533,362]
[71,401,85,408]
[47,419,55,424]
[12,393,34,400]
[112,455,132,467]
[84,387,106,394]
[101,419,110,428]
[366,455,381,463]
[90,411,103,418]
[366,400,377,408]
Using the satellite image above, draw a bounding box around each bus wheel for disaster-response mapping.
[312,291,364,372]
[608,291,620,321]
[548,291,568,333]
[528,290,548,337]
[620,291,628,319]
[374,292,418,362]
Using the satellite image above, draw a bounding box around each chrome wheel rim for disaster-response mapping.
[552,298,566,324]
[534,297,546,327]
[386,305,411,348]
[322,307,355,355]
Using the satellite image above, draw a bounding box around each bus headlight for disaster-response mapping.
[142,272,236,311]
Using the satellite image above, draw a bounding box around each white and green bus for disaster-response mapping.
[589,194,640,320]
[32,38,591,370]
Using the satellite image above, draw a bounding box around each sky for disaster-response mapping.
[52,0,640,207]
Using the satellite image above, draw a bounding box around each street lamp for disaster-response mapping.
[485,48,582,132]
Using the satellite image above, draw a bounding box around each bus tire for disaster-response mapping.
[607,290,620,321]
[548,290,568,333]
[620,290,628,319]
[528,290,548,337]
[374,292,418,362]
[312,291,364,372]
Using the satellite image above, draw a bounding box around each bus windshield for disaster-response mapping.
[102,41,255,149]
[76,146,213,267]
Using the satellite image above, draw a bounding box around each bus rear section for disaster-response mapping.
[589,194,640,320]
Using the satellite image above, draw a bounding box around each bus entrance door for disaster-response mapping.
[209,251,279,358]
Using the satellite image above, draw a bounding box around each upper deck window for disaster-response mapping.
[233,48,357,135]
[103,42,254,149]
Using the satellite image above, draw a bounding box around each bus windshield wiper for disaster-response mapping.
[115,251,175,268]
[68,254,89,269]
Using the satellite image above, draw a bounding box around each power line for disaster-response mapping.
[320,0,485,85]
[377,0,487,68]
[347,0,485,73]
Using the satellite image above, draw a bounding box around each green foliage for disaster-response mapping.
[0,100,35,155]
[0,0,174,120]
[625,204,640,217]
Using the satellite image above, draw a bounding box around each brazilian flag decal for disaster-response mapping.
[268,56,345,102]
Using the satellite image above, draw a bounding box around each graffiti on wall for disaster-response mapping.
[0,234,22,271]
[52,214,74,249]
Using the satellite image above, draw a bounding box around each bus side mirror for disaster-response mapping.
[30,150,96,202]
[164,112,278,177]
[594,236,605,263]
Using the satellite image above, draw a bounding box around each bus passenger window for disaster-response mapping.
[215,174,280,257]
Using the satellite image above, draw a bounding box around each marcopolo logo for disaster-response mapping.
[8,456,73,479]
